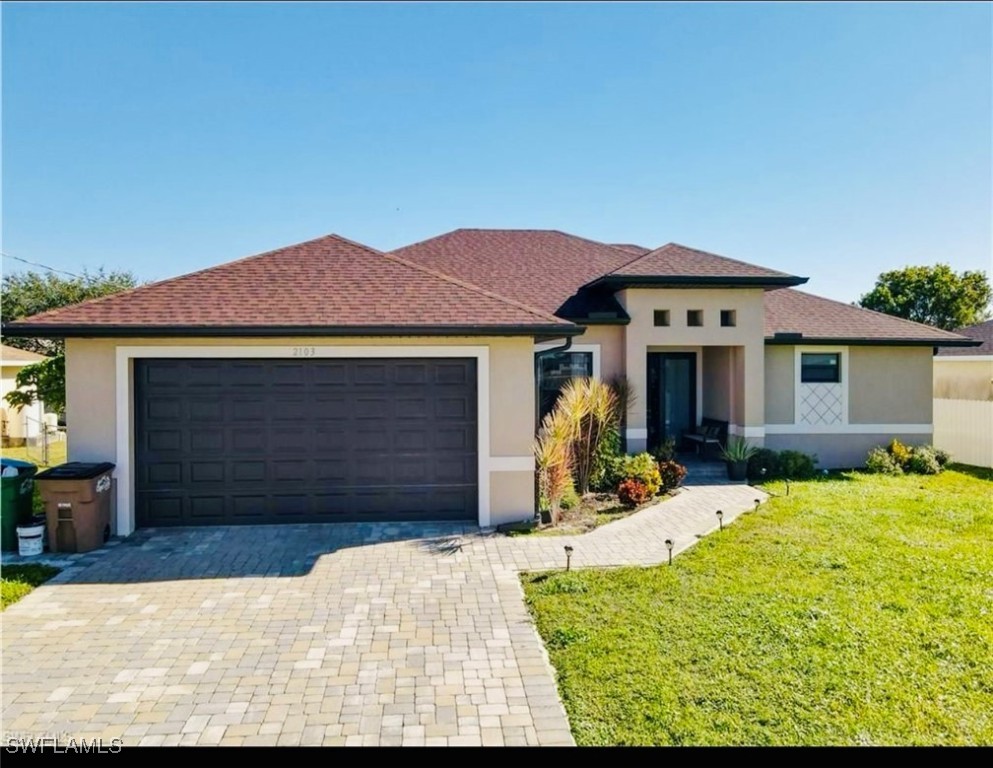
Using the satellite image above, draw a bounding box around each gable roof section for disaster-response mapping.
[764,289,979,346]
[596,243,807,288]
[937,319,993,356]
[609,243,651,255]
[4,234,578,338]
[391,229,637,320]
[0,344,46,364]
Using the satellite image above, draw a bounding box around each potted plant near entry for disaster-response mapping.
[721,437,757,481]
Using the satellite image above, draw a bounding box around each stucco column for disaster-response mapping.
[742,341,765,443]
[624,326,648,453]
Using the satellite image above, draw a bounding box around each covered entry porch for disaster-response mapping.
[627,345,765,455]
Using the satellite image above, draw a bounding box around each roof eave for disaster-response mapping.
[560,316,632,326]
[589,275,809,289]
[764,336,982,348]
[0,359,43,367]
[2,323,583,339]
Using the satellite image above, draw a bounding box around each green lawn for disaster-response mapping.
[523,466,993,745]
[1,564,60,610]
[1,441,67,468]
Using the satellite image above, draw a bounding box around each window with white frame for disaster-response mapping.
[800,352,841,383]
[537,351,593,422]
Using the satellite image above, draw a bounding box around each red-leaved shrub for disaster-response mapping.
[657,460,687,493]
[617,478,651,507]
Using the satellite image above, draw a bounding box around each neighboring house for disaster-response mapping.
[933,319,993,467]
[0,344,47,447]
[3,230,976,534]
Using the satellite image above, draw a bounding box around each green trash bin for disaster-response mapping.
[1,458,38,551]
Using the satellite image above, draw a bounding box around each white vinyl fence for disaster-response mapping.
[933,398,993,469]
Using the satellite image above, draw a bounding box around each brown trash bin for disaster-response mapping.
[35,462,115,553]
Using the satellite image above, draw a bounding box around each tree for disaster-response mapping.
[4,356,66,416]
[858,265,991,331]
[3,268,139,415]
[2,268,139,355]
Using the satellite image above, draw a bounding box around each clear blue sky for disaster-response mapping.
[3,2,990,303]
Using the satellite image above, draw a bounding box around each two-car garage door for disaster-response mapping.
[134,358,478,526]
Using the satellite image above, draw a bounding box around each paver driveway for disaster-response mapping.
[1,484,763,747]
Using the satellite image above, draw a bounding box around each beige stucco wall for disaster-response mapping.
[764,345,935,467]
[65,335,536,530]
[702,346,732,421]
[849,346,933,424]
[766,432,931,469]
[763,345,934,426]
[617,288,766,450]
[764,345,795,424]
[934,358,993,401]
[575,324,625,382]
[65,343,117,460]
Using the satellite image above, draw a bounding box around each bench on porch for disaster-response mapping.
[683,418,728,457]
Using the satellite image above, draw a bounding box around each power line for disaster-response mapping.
[0,251,81,278]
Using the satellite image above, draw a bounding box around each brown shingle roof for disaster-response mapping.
[8,227,970,347]
[0,344,46,363]
[610,242,800,280]
[609,243,651,255]
[392,229,637,317]
[6,234,575,335]
[937,319,993,356]
[764,289,975,344]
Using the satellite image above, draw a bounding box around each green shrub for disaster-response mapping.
[779,450,818,480]
[888,438,913,470]
[908,446,942,475]
[866,446,903,475]
[657,460,687,492]
[560,478,581,510]
[617,478,651,507]
[590,424,622,492]
[618,452,662,497]
[591,455,625,494]
[651,437,677,463]
[866,440,947,476]
[747,448,782,480]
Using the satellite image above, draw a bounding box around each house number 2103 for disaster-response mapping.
[292,346,317,357]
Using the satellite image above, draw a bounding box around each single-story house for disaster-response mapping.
[1,344,47,447]
[3,229,977,534]
[933,318,993,467]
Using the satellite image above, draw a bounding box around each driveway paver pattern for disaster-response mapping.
[1,483,764,746]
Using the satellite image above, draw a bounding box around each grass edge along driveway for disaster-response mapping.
[2,564,61,610]
[523,467,993,746]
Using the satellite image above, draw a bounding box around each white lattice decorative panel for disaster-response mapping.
[798,382,844,425]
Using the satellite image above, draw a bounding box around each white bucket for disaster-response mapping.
[16,523,45,557]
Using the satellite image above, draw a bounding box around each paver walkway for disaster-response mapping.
[1,484,764,747]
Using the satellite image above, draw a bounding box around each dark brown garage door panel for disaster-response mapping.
[134,358,478,526]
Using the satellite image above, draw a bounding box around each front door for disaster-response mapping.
[647,352,697,452]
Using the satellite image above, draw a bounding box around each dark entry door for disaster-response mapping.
[647,352,697,452]
[134,358,478,526]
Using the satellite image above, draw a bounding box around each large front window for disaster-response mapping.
[537,351,593,422]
